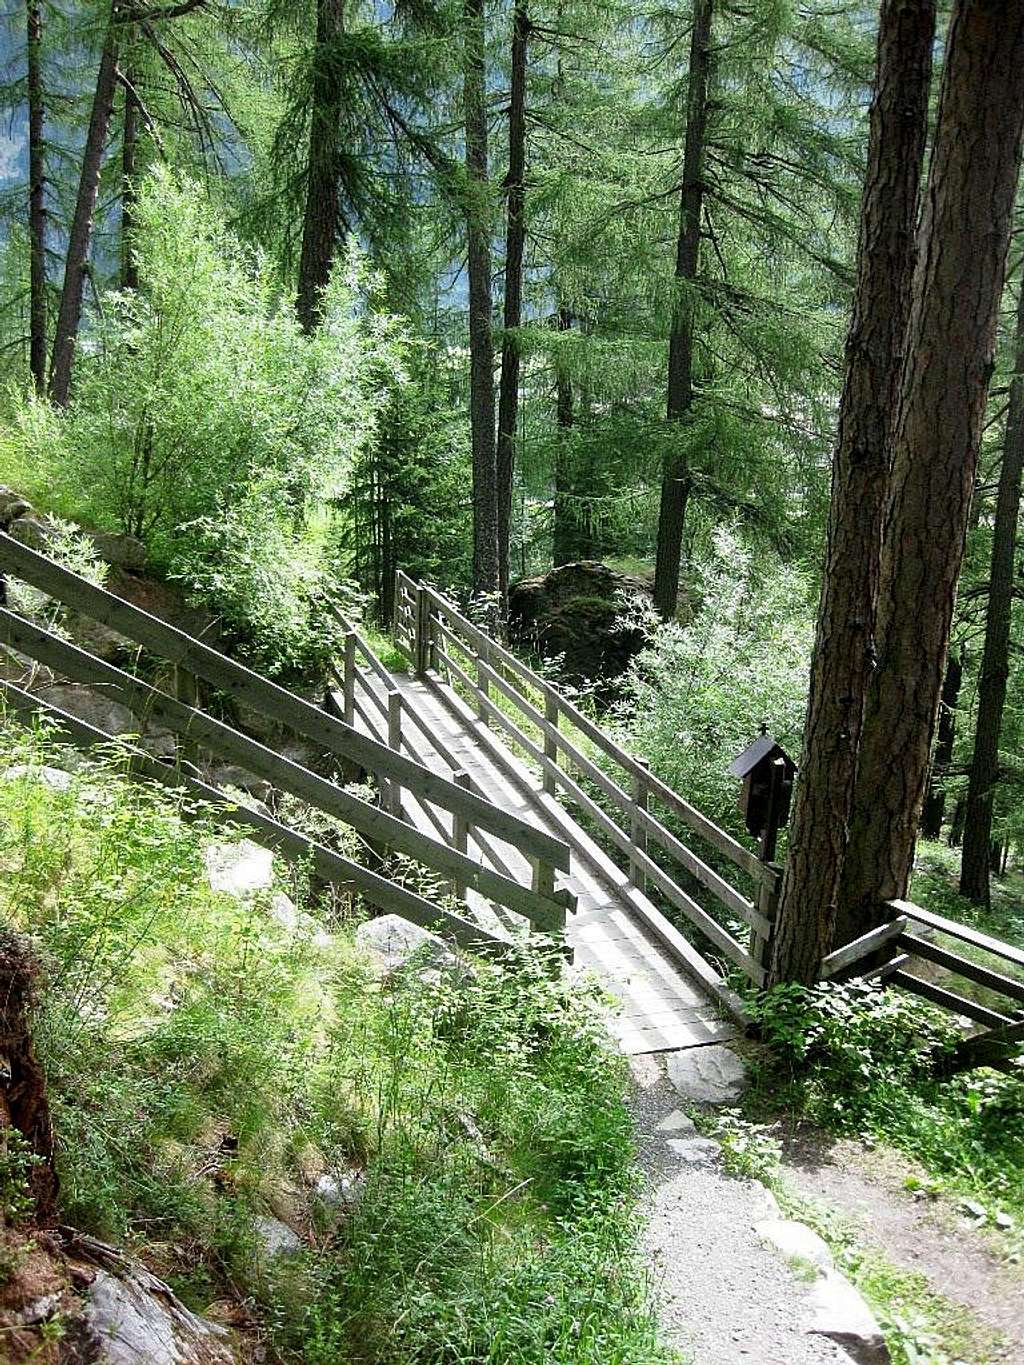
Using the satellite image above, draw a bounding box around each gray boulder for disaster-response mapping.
[805,1270,890,1364]
[756,1218,834,1273]
[203,840,275,897]
[666,1044,748,1105]
[0,487,32,529]
[355,914,456,976]
[88,531,147,572]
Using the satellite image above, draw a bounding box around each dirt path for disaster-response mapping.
[629,1053,857,1365]
[779,1127,1024,1363]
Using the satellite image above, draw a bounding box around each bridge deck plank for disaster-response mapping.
[353,668,739,1055]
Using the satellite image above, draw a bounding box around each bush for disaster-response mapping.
[0,716,672,1361]
[1,170,400,677]
[616,528,813,843]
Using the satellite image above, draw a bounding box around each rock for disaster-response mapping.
[314,1170,363,1220]
[72,1235,235,1364]
[626,1052,664,1090]
[665,1136,721,1164]
[254,1216,302,1259]
[666,1044,748,1105]
[655,1108,697,1134]
[8,512,56,553]
[750,1184,782,1220]
[356,914,457,975]
[508,561,652,686]
[37,683,137,738]
[269,893,332,948]
[88,531,147,573]
[805,1270,890,1365]
[206,763,273,804]
[0,487,32,529]
[756,1218,833,1273]
[203,840,274,897]
[2,764,75,793]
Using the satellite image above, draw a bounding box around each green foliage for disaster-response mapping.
[617,528,813,840]
[0,716,670,1361]
[2,171,396,676]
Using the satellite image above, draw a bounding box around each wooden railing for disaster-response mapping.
[0,533,571,949]
[394,570,779,987]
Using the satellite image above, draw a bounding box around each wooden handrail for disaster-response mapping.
[0,609,567,934]
[399,571,775,985]
[0,534,568,872]
[0,679,510,956]
[886,898,1024,972]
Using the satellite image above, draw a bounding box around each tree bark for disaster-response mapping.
[835,0,1024,950]
[464,0,499,605]
[296,0,345,335]
[769,0,936,986]
[496,0,528,607]
[553,306,576,565]
[920,649,962,837]
[652,0,712,620]
[49,7,120,407]
[959,278,1024,903]
[120,54,140,292]
[26,0,46,393]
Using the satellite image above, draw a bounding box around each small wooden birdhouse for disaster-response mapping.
[728,727,796,853]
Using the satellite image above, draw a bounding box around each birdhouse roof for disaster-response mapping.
[728,733,784,778]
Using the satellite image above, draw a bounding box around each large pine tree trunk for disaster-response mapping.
[49,8,120,407]
[769,0,935,986]
[652,0,712,621]
[296,0,345,335]
[920,650,962,838]
[552,306,576,565]
[835,0,1024,951]
[26,0,46,393]
[120,54,140,292]
[496,0,528,606]
[464,0,499,604]
[959,279,1024,903]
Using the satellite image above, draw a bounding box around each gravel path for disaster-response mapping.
[629,1054,856,1365]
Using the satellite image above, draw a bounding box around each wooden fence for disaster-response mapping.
[0,532,571,951]
[393,570,780,987]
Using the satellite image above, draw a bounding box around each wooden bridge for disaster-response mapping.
[1,530,1022,1067]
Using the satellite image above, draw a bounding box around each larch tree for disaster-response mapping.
[496,0,529,604]
[959,272,1024,904]
[463,0,499,603]
[768,0,936,987]
[295,0,345,333]
[26,0,46,391]
[833,0,1024,953]
[652,0,712,621]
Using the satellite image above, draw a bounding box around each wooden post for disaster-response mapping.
[542,691,559,795]
[387,689,402,816]
[753,862,781,977]
[343,631,356,725]
[415,586,430,678]
[174,664,200,771]
[452,768,470,898]
[476,639,490,724]
[531,855,555,900]
[630,758,651,893]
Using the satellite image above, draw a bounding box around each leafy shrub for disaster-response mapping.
[617,528,813,842]
[1,170,400,677]
[0,716,670,1361]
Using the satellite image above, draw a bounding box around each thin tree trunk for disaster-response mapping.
[26,0,46,393]
[835,0,1024,950]
[769,0,936,986]
[949,797,966,846]
[959,278,1024,903]
[920,650,962,838]
[496,0,528,607]
[120,55,140,291]
[464,0,499,605]
[553,306,576,565]
[296,0,344,335]
[49,7,120,407]
[652,0,712,620]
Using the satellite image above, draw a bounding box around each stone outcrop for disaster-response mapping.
[508,561,652,685]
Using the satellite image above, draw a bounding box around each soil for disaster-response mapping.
[778,1124,1024,1363]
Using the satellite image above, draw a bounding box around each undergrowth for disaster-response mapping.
[0,716,674,1363]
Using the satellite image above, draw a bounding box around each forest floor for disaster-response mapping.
[778,1127,1024,1363]
[629,1048,1023,1365]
